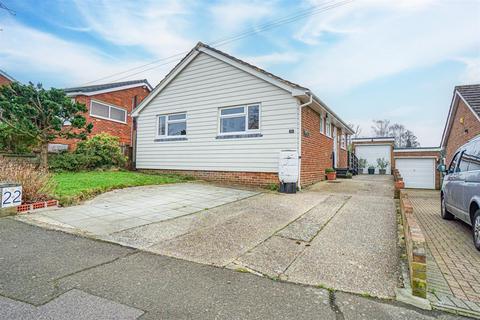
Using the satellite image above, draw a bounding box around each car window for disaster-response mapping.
[463,140,480,172]
[449,152,460,173]
[458,154,469,172]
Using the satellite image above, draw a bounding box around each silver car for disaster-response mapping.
[440,135,480,250]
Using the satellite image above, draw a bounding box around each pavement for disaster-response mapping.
[16,175,400,299]
[408,190,480,316]
[0,218,466,319]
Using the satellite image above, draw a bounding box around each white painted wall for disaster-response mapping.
[135,52,299,172]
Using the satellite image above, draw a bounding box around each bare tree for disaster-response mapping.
[403,130,420,147]
[388,123,406,147]
[348,123,362,139]
[371,119,390,137]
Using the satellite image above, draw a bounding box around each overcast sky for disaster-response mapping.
[1,0,479,146]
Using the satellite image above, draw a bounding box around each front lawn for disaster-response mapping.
[52,171,191,205]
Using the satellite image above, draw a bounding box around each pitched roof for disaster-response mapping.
[440,84,480,147]
[63,79,153,95]
[0,69,16,82]
[456,84,480,117]
[132,42,353,134]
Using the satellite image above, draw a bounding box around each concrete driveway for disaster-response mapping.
[17,176,398,298]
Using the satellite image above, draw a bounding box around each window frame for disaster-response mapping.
[89,99,127,124]
[448,151,462,174]
[156,112,188,139]
[218,103,261,135]
[319,111,324,134]
[325,114,332,138]
[341,133,347,150]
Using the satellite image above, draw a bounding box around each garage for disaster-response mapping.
[352,138,394,174]
[395,158,436,189]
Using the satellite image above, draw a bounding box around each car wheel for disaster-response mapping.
[473,210,480,251]
[441,196,454,220]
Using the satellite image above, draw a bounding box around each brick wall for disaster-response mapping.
[445,99,480,165]
[394,150,441,190]
[0,74,12,86]
[338,128,348,168]
[52,86,150,149]
[400,190,427,298]
[300,106,335,186]
[140,169,278,187]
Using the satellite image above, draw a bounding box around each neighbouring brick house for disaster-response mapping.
[131,42,353,188]
[441,84,480,165]
[50,80,152,151]
[0,69,15,86]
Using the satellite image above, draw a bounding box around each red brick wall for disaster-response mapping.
[394,150,441,189]
[0,74,12,86]
[140,169,278,187]
[53,86,150,149]
[445,99,480,165]
[300,106,334,186]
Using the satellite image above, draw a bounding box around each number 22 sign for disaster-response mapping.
[1,186,22,208]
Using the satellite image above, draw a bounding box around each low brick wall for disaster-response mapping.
[400,190,427,298]
[393,169,405,199]
[139,169,279,187]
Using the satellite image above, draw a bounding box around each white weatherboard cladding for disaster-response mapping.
[395,158,435,189]
[355,144,392,174]
[135,52,299,172]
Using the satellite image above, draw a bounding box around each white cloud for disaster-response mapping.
[209,1,275,34]
[293,0,480,92]
[0,19,165,87]
[456,56,480,84]
[72,0,195,57]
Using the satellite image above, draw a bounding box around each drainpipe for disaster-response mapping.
[297,93,313,190]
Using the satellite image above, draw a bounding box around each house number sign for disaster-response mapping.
[1,184,22,208]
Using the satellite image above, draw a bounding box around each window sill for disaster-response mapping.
[216,133,263,139]
[154,137,188,142]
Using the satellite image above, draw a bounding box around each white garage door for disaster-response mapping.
[355,145,391,174]
[395,158,435,189]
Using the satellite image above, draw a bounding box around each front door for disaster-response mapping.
[333,126,338,168]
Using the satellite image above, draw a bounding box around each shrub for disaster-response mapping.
[76,134,126,168]
[49,133,126,172]
[376,157,390,169]
[0,157,55,203]
[266,183,279,191]
[325,167,336,173]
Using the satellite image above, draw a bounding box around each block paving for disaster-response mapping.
[408,189,480,317]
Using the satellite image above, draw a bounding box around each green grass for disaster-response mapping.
[52,171,191,206]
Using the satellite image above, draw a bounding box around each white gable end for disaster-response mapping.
[135,52,299,172]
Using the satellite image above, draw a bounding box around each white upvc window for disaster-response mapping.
[319,111,324,134]
[90,100,127,124]
[156,113,187,138]
[326,114,331,137]
[219,104,260,134]
[341,133,346,149]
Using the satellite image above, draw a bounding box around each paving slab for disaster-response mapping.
[15,183,257,237]
[146,192,328,266]
[276,194,349,241]
[284,191,398,298]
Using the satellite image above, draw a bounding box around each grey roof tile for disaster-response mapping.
[456,84,480,117]
[64,79,152,94]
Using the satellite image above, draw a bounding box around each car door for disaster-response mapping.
[454,150,471,222]
[444,151,462,215]
[463,140,480,223]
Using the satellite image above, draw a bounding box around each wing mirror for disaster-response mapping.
[437,164,446,173]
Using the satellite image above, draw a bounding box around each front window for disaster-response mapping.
[341,133,346,149]
[448,152,461,174]
[319,112,324,133]
[219,104,260,134]
[90,100,127,124]
[157,113,187,137]
[326,115,331,137]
